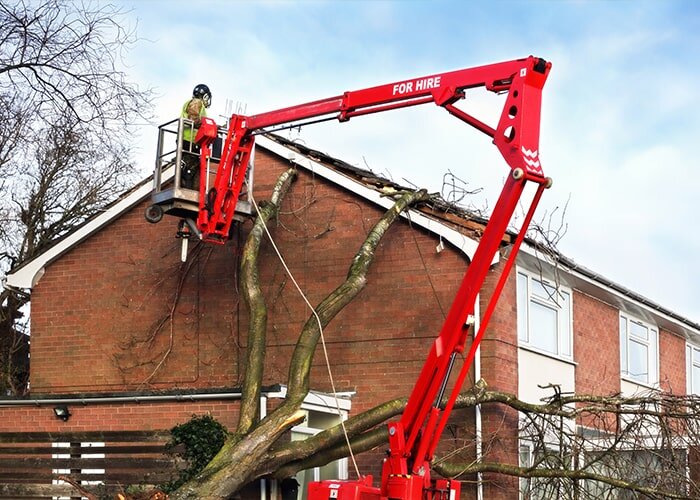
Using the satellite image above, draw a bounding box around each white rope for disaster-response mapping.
[246,180,362,480]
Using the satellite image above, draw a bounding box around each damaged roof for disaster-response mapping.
[263,134,500,240]
[3,133,488,291]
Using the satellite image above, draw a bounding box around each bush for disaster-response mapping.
[161,414,228,492]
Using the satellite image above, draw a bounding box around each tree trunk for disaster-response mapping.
[238,169,298,435]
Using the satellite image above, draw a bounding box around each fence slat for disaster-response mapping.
[0,444,179,455]
[0,431,180,499]
[0,431,170,443]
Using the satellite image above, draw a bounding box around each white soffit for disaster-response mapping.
[5,170,173,290]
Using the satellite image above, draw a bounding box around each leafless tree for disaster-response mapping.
[0,0,154,394]
[424,383,699,499]
[0,0,150,128]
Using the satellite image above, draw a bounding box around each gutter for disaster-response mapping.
[564,258,700,331]
[0,389,257,408]
[0,385,354,410]
[473,299,483,500]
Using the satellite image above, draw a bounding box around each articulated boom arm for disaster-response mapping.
[197,56,552,500]
[194,56,550,243]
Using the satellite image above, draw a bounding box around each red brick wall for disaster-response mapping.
[29,151,470,398]
[659,328,686,394]
[480,260,518,394]
[573,291,620,396]
[477,260,520,498]
[0,401,240,433]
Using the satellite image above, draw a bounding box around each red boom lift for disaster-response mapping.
[149,56,552,499]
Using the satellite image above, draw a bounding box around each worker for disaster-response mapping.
[180,83,212,189]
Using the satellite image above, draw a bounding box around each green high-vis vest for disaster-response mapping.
[181,98,207,144]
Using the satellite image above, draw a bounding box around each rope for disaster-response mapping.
[246,180,362,480]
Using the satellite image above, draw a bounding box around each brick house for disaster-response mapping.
[2,133,699,499]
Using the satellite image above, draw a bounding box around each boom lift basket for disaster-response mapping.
[146,117,253,229]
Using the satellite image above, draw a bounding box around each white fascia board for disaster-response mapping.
[256,136,487,264]
[304,390,353,412]
[5,171,173,291]
[263,384,353,412]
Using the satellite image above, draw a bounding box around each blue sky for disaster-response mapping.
[120,0,700,322]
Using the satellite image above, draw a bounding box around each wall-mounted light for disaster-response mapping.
[53,405,71,422]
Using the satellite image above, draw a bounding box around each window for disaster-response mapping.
[519,442,574,499]
[517,270,572,359]
[584,449,687,498]
[686,344,700,395]
[619,314,658,385]
[290,404,348,499]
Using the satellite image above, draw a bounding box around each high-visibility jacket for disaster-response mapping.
[181,97,207,144]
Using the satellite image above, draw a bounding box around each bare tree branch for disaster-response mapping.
[0,0,154,395]
[238,169,298,434]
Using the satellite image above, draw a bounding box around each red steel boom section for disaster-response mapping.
[194,56,550,244]
[196,56,552,499]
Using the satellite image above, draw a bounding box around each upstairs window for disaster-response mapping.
[687,343,700,395]
[619,313,658,385]
[517,270,573,360]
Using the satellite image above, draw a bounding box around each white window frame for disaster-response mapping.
[519,440,536,499]
[686,343,700,395]
[619,313,659,386]
[516,268,573,360]
[519,440,575,500]
[290,396,350,499]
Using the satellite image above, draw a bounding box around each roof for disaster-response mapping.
[5,134,700,341]
[3,134,489,290]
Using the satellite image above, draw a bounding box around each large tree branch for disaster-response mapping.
[170,405,306,500]
[286,189,431,402]
[238,168,298,434]
[252,381,700,497]
[171,188,430,498]
[275,427,388,480]
[257,396,407,477]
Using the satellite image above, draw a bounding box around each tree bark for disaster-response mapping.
[257,397,407,477]
[238,169,297,435]
[433,461,692,499]
[285,189,431,401]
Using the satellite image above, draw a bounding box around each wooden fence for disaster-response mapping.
[0,431,183,499]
